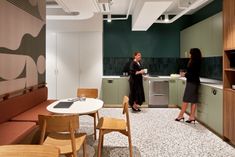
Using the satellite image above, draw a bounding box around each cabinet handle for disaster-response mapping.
[152,94,165,96]
[107,80,113,83]
[212,88,217,95]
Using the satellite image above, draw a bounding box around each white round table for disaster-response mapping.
[47,98,103,114]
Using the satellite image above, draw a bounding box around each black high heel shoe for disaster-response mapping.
[131,106,139,112]
[175,117,184,121]
[185,119,196,124]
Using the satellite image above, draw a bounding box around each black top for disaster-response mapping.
[185,61,201,83]
[129,61,145,106]
[129,61,143,79]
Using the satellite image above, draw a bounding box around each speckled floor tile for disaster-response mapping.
[62,108,235,157]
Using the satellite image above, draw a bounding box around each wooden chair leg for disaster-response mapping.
[98,130,103,157]
[65,154,72,157]
[94,114,97,140]
[128,132,133,157]
[97,111,100,120]
[83,138,86,157]
[101,133,104,149]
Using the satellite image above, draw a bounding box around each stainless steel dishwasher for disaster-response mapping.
[149,80,169,107]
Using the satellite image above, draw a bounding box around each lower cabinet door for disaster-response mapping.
[102,79,118,104]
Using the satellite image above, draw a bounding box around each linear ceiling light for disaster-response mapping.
[132,0,173,31]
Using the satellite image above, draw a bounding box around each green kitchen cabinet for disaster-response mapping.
[169,79,178,105]
[102,77,149,105]
[118,77,130,103]
[196,85,209,124]
[196,85,223,136]
[176,79,223,136]
[143,78,149,105]
[102,78,119,104]
[206,87,223,135]
[177,79,186,108]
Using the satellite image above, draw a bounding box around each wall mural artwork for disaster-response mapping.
[0,0,45,95]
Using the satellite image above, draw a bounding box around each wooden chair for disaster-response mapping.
[0,145,60,157]
[38,114,86,157]
[77,88,99,140]
[97,96,132,157]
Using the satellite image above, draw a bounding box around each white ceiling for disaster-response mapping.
[46,0,214,30]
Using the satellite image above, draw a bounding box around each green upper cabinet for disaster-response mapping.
[180,12,222,58]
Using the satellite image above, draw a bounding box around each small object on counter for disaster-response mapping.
[67,97,80,102]
[143,69,148,74]
[232,85,235,90]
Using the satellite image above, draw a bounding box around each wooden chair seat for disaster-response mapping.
[0,145,60,157]
[38,114,86,157]
[97,117,126,130]
[97,96,132,157]
[44,132,86,154]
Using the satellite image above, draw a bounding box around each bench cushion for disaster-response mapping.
[0,121,36,145]
[11,100,56,122]
[0,87,48,123]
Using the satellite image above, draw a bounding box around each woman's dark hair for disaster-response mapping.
[188,48,202,67]
[133,51,141,58]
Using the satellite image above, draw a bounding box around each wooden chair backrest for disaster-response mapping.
[0,145,60,157]
[122,96,131,132]
[77,88,98,98]
[38,114,79,144]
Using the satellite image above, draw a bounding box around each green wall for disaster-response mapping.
[104,16,190,58]
[103,0,222,58]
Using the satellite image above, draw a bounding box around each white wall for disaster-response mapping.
[46,33,57,98]
[46,13,102,32]
[46,14,103,99]
[180,12,222,58]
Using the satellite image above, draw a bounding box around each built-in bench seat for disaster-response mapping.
[11,100,55,123]
[0,86,55,145]
[0,122,36,145]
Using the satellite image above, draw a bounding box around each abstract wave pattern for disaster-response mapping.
[0,0,45,95]
[0,0,45,50]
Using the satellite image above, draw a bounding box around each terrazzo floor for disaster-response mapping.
[67,108,235,157]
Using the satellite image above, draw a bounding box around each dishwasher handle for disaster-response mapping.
[152,94,165,96]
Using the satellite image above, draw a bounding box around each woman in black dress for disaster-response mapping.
[129,51,145,112]
[175,48,202,123]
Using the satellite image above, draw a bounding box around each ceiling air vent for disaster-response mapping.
[98,0,111,13]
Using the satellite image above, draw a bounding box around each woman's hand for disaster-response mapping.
[180,72,186,77]
[136,70,145,75]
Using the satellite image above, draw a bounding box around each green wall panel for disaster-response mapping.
[104,16,190,58]
[103,0,222,59]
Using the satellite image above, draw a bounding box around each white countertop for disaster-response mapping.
[102,75,223,89]
[102,76,121,78]
[179,77,223,89]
